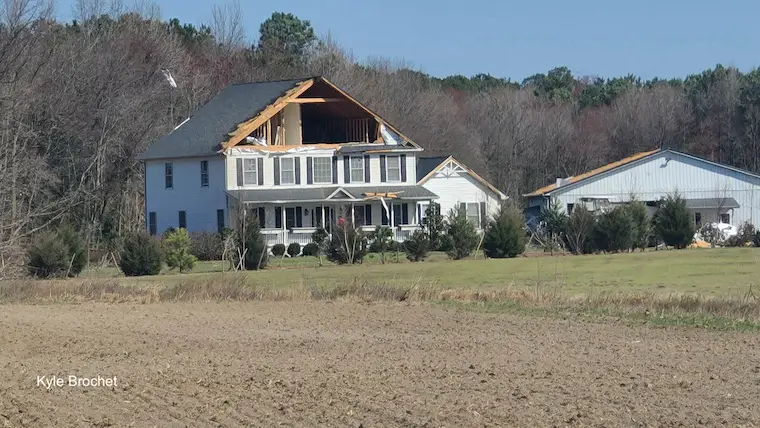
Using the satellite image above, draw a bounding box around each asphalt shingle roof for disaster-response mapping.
[139,78,307,160]
[684,197,739,209]
[416,156,448,182]
[226,185,438,203]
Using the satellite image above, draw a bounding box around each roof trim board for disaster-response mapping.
[417,156,507,200]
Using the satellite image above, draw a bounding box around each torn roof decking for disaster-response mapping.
[140,76,419,161]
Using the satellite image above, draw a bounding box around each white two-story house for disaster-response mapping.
[139,76,506,248]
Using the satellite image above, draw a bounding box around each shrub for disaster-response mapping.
[302,242,319,256]
[28,232,69,278]
[652,194,695,249]
[424,202,447,251]
[403,230,430,262]
[287,242,301,257]
[311,228,329,265]
[565,205,595,254]
[483,204,526,258]
[27,225,86,278]
[57,224,86,276]
[271,243,286,257]
[164,228,197,272]
[119,232,163,276]
[237,210,267,270]
[593,206,633,253]
[327,222,367,264]
[700,223,722,247]
[446,205,479,259]
[189,231,223,261]
[753,231,760,247]
[738,221,756,244]
[625,201,651,251]
[724,235,745,247]
[369,226,394,263]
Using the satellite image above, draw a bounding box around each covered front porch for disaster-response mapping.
[226,186,438,250]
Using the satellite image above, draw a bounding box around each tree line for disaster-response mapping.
[2,0,760,276]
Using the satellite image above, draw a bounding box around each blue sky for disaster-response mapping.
[56,0,759,81]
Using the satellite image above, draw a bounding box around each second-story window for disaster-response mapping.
[200,160,209,187]
[243,159,258,185]
[165,162,173,189]
[386,156,401,182]
[281,158,295,185]
[350,156,364,182]
[313,157,332,183]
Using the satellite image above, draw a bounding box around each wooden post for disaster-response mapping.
[266,119,271,145]
[282,204,287,245]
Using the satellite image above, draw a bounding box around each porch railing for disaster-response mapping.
[261,226,423,254]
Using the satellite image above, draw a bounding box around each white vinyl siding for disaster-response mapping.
[386,155,401,182]
[281,157,295,185]
[243,159,258,185]
[313,157,332,184]
[350,156,364,182]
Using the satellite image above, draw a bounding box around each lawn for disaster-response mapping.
[80,247,760,298]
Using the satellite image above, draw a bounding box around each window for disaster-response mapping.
[313,157,332,184]
[392,204,402,226]
[567,203,575,215]
[720,213,730,224]
[217,209,225,234]
[178,211,187,229]
[419,203,429,225]
[386,156,401,182]
[463,202,480,228]
[285,208,296,229]
[164,162,173,189]
[355,205,373,226]
[350,156,364,182]
[695,212,702,228]
[243,159,258,186]
[148,212,157,236]
[200,161,209,187]
[281,158,295,185]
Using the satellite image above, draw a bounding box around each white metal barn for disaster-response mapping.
[524,148,760,229]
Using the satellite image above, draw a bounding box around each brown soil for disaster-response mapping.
[1,302,759,427]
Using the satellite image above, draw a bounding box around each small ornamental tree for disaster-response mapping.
[28,225,87,278]
[164,228,197,272]
[369,226,394,263]
[625,200,651,251]
[652,194,696,249]
[565,205,595,254]
[57,224,87,276]
[119,232,163,277]
[311,227,329,266]
[189,231,224,261]
[482,204,527,258]
[403,230,430,262]
[327,220,367,265]
[424,202,446,250]
[446,205,479,260]
[237,209,268,270]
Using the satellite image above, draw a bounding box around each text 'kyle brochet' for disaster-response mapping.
[37,375,117,390]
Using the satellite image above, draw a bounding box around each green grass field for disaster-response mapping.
[81,247,760,298]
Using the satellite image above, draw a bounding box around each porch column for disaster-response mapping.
[351,203,355,225]
[390,200,395,228]
[321,204,325,229]
[281,204,286,245]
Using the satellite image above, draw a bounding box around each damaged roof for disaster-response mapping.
[140,78,309,161]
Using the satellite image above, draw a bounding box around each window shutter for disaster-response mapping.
[380,155,387,182]
[402,203,409,225]
[258,207,266,229]
[294,157,301,184]
[257,158,264,185]
[459,202,466,215]
[275,207,282,229]
[332,156,338,184]
[381,207,388,225]
[480,202,486,229]
[417,204,422,224]
[295,207,303,227]
[273,157,280,185]
[365,205,372,225]
[306,157,313,184]
[343,155,350,184]
[400,154,407,182]
[364,155,370,183]
[236,158,243,187]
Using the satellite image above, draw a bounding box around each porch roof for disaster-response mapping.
[684,197,739,210]
[227,185,438,204]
